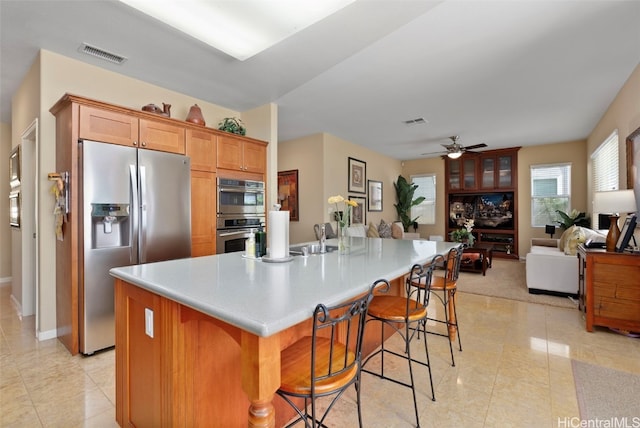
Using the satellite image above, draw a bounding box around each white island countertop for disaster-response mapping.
[110,237,459,337]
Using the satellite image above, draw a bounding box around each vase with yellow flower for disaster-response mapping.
[328,195,358,254]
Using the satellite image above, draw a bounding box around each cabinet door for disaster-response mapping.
[448,159,461,190]
[497,155,513,188]
[79,105,138,146]
[217,135,243,171]
[190,171,216,257]
[242,140,267,174]
[139,118,185,154]
[186,129,217,172]
[481,157,495,188]
[462,158,477,189]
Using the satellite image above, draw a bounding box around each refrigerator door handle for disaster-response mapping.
[130,165,139,264]
[139,165,147,263]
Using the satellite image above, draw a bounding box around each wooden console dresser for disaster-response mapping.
[577,245,640,332]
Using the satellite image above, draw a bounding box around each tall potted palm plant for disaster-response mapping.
[394,175,425,232]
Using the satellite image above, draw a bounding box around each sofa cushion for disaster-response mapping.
[378,220,392,238]
[391,222,404,239]
[367,222,380,238]
[558,225,576,250]
[530,245,566,256]
[565,227,585,255]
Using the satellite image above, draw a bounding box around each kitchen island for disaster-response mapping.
[110,237,458,427]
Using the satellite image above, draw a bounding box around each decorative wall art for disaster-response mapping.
[367,180,382,211]
[277,169,299,221]
[348,157,366,194]
[350,195,366,225]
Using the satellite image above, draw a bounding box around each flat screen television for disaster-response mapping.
[449,192,514,230]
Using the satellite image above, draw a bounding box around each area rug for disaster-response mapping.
[455,259,577,309]
[572,360,640,420]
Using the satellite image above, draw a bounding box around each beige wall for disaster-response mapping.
[518,140,588,254]
[586,63,640,242]
[0,122,11,282]
[279,133,402,244]
[14,49,275,337]
[401,157,447,239]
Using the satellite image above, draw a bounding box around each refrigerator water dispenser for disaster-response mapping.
[91,203,130,249]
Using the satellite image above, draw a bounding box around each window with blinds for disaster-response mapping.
[410,174,436,225]
[592,130,619,192]
[530,163,571,227]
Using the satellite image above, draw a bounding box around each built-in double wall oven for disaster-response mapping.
[216,178,265,254]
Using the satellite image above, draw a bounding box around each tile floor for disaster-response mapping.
[1,283,639,428]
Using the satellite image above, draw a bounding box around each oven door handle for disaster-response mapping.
[218,187,264,194]
[217,230,252,237]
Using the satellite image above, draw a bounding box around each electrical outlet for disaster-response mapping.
[145,308,154,338]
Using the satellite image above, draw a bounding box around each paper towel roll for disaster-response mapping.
[268,210,289,259]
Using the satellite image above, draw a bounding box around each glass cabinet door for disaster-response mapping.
[481,158,494,188]
[498,155,512,187]
[448,159,460,189]
[463,158,476,189]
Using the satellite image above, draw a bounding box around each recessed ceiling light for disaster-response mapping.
[118,0,355,61]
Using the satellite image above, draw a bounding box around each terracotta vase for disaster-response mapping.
[186,104,205,126]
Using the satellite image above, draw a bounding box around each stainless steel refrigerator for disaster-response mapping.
[80,140,191,354]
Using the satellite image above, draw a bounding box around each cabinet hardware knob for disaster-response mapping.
[133,141,138,146]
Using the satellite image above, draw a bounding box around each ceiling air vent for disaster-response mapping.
[79,43,127,65]
[403,117,428,126]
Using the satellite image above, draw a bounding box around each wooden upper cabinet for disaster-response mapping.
[217,134,266,173]
[79,105,185,154]
[446,148,518,192]
[79,105,138,146]
[186,129,217,172]
[481,153,515,189]
[139,118,185,154]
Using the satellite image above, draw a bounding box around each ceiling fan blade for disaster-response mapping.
[464,143,488,151]
[420,150,446,156]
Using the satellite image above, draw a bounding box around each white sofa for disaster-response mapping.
[525,227,605,296]
[525,238,579,296]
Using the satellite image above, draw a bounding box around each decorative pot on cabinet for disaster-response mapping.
[186,104,205,126]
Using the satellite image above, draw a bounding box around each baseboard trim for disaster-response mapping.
[528,288,578,299]
[37,329,58,341]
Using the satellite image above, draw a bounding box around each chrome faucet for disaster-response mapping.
[319,224,326,253]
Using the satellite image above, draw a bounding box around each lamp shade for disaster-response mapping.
[593,189,637,214]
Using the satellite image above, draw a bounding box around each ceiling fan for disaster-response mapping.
[421,136,488,159]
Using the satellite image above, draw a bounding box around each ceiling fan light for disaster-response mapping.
[447,151,462,159]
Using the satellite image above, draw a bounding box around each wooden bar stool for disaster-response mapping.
[277,280,383,428]
[414,245,464,367]
[361,259,439,427]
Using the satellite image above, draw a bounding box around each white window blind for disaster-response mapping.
[530,163,571,227]
[592,130,619,192]
[410,174,436,225]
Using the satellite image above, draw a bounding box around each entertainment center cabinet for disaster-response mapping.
[445,147,520,258]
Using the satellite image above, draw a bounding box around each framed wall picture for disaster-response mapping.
[350,195,366,225]
[9,145,20,188]
[277,169,299,221]
[348,157,366,194]
[367,180,382,211]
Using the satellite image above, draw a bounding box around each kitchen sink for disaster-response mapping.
[289,244,338,255]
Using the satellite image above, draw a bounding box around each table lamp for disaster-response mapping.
[593,189,638,252]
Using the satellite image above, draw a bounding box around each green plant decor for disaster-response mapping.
[556,209,590,230]
[393,175,425,232]
[218,117,246,135]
